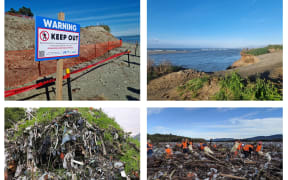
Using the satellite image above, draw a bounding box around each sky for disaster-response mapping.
[147,108,282,139]
[5,0,139,36]
[148,0,283,48]
[103,108,140,136]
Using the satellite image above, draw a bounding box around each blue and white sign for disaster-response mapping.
[35,16,80,61]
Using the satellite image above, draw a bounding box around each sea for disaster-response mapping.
[148,48,242,72]
[117,35,140,44]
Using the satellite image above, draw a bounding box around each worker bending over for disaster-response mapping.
[242,144,254,158]
[200,142,214,156]
[165,144,173,158]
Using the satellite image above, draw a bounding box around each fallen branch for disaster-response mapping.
[220,173,247,180]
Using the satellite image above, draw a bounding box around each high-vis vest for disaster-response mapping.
[147,143,153,152]
[243,144,253,151]
[182,142,188,149]
[165,148,172,157]
[256,144,262,152]
[200,143,204,150]
[237,143,242,150]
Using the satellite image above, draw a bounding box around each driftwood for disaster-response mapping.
[220,173,247,180]
[99,135,107,156]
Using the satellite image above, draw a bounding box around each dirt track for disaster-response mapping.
[6,43,140,101]
[147,51,282,100]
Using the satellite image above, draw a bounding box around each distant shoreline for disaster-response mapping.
[148,50,189,55]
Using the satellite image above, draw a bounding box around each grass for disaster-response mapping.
[214,72,282,100]
[147,59,185,83]
[245,44,282,56]
[120,137,140,175]
[178,76,209,98]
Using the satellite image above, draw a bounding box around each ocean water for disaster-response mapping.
[117,35,140,44]
[148,48,242,72]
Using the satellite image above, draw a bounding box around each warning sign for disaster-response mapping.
[35,16,80,61]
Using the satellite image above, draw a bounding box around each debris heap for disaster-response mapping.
[5,109,140,179]
[148,143,282,180]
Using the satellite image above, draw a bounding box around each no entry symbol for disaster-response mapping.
[40,31,49,41]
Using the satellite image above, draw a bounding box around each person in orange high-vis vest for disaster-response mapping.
[256,141,262,152]
[199,143,204,151]
[243,144,254,158]
[147,140,153,157]
[181,139,188,153]
[165,145,173,158]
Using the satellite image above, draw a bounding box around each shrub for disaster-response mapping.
[98,24,111,33]
[147,59,184,82]
[178,76,209,97]
[8,6,34,17]
[214,72,282,100]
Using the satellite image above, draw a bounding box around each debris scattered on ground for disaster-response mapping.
[5,108,140,179]
[148,142,282,180]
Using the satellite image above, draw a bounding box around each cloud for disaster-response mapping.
[150,126,171,134]
[216,108,236,112]
[112,28,139,36]
[147,108,164,115]
[149,117,282,139]
[102,108,140,136]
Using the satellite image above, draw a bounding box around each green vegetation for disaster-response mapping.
[178,76,209,97]
[98,24,111,33]
[13,108,66,138]
[8,6,34,17]
[78,108,121,130]
[148,133,206,143]
[245,44,282,56]
[214,72,282,100]
[148,59,185,82]
[120,137,140,175]
[5,108,25,129]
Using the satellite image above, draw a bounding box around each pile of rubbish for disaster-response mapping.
[148,142,282,180]
[5,109,139,179]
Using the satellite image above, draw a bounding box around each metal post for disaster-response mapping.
[135,40,138,56]
[66,68,72,101]
[44,77,50,100]
[55,12,65,100]
[128,50,130,67]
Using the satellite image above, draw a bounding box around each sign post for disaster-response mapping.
[35,13,80,100]
[55,12,65,100]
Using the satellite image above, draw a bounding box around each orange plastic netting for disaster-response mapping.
[5,40,122,87]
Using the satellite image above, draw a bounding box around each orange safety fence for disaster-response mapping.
[5,40,122,87]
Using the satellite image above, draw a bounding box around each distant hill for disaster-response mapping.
[212,134,283,142]
[148,133,206,143]
[212,138,235,142]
